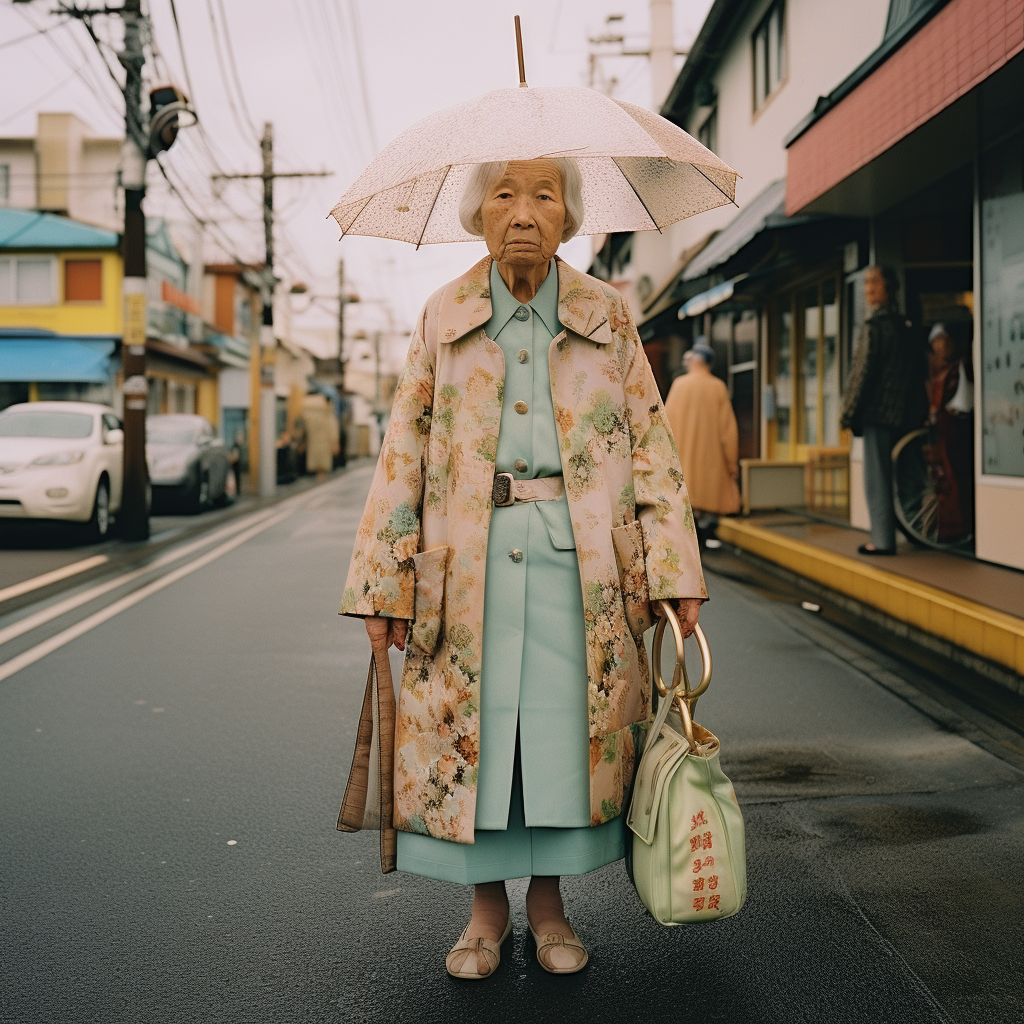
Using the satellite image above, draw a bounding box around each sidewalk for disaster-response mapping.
[716,512,1024,687]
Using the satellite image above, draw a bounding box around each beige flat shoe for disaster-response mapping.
[527,920,589,974]
[445,915,512,980]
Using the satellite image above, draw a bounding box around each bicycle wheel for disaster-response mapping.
[891,428,973,550]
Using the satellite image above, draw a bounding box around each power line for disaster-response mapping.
[343,0,379,153]
[166,0,197,111]
[11,4,123,124]
[0,64,82,127]
[204,0,258,144]
[0,16,71,51]
[214,0,259,137]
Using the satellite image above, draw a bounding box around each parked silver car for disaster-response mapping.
[146,414,232,513]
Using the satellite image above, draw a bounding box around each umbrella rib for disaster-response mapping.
[614,158,661,234]
[414,165,453,251]
[332,194,374,239]
[691,163,739,208]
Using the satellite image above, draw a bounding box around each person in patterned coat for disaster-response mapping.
[341,158,706,978]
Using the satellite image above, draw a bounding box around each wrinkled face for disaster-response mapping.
[864,267,888,308]
[481,160,567,266]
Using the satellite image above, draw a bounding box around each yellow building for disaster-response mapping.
[0,208,219,419]
[0,209,121,409]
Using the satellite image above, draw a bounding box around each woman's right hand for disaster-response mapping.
[365,616,408,653]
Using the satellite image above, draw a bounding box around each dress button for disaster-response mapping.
[518,349,529,363]
[514,458,528,473]
[514,306,530,321]
[509,549,523,563]
[514,401,528,414]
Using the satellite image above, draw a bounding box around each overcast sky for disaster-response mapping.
[0,0,713,339]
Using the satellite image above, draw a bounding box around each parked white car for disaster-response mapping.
[0,401,124,541]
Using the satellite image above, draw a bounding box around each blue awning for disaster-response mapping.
[0,337,116,383]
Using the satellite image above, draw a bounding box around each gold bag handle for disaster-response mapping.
[651,600,712,752]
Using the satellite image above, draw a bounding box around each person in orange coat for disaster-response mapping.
[663,338,741,542]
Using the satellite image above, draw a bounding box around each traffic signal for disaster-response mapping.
[148,85,192,158]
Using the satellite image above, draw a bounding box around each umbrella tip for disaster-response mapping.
[514,15,528,88]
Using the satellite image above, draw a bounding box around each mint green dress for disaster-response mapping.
[397,260,626,884]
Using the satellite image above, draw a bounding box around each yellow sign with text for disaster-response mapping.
[123,292,147,348]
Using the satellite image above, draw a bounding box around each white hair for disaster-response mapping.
[458,159,585,243]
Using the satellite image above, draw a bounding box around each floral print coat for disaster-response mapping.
[341,256,707,845]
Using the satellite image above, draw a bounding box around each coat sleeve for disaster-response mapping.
[339,307,434,620]
[622,322,708,603]
[840,320,875,431]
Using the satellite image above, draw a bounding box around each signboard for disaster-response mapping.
[981,133,1024,478]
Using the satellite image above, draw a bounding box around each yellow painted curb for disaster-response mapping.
[716,518,1024,677]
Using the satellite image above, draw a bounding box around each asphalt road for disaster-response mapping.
[1,464,1021,1024]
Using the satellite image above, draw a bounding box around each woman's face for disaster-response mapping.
[480,160,567,266]
[864,268,888,308]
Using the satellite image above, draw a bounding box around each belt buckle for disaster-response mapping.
[492,472,515,507]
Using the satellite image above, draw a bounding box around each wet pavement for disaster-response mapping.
[0,463,1020,1023]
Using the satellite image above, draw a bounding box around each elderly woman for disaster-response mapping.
[340,158,706,979]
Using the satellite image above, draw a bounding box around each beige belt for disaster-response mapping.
[492,473,564,507]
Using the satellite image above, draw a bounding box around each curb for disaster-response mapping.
[716,517,1024,681]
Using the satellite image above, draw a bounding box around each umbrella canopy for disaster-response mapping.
[329,86,739,247]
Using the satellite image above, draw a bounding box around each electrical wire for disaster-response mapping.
[0,16,71,51]
[343,0,379,153]
[10,4,123,125]
[214,0,259,136]
[204,0,258,145]
[0,64,83,127]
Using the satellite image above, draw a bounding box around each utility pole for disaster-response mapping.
[117,0,150,540]
[46,0,194,539]
[212,131,331,497]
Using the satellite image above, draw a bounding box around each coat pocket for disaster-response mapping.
[611,520,652,636]
[410,546,448,655]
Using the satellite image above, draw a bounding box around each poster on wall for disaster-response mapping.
[981,142,1024,479]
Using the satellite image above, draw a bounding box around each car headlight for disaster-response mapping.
[31,450,85,466]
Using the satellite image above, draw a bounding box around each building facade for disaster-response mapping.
[597,0,1023,571]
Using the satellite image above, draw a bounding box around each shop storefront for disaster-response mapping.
[784,0,1024,569]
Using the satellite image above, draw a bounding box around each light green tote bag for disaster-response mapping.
[627,605,746,926]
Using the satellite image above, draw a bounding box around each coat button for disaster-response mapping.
[514,306,530,321]
[518,349,529,363]
[509,549,523,562]
[514,401,528,414]
[514,458,528,473]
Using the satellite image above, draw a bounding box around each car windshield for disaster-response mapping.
[148,421,201,445]
[0,411,94,438]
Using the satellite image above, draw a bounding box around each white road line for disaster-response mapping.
[0,504,298,684]
[0,555,109,605]
[0,507,280,651]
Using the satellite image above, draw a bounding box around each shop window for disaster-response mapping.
[697,108,717,153]
[776,307,792,443]
[0,256,55,305]
[752,0,786,112]
[801,287,819,445]
[798,278,842,449]
[0,164,9,201]
[980,129,1024,478]
[64,259,103,302]
[821,279,840,447]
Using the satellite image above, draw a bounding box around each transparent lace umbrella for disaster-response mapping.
[329,23,738,247]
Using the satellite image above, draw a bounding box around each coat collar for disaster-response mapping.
[437,255,612,346]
